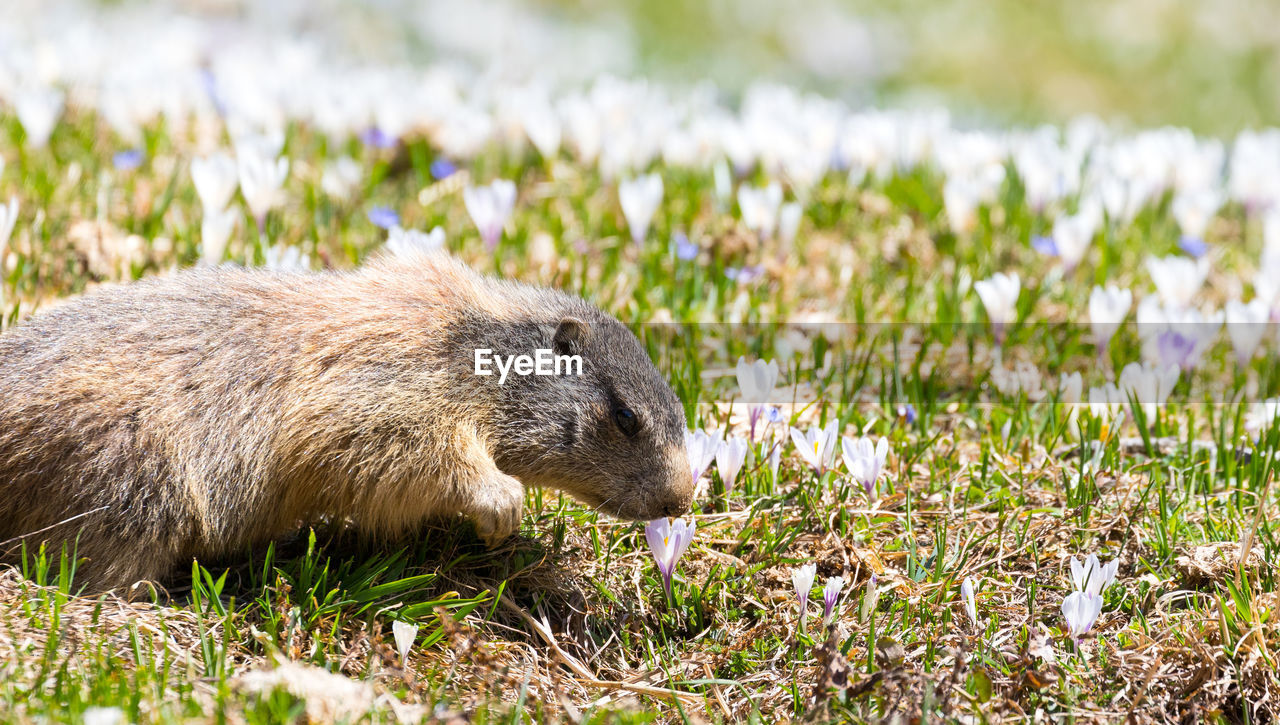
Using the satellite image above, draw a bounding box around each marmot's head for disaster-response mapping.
[481,313,694,521]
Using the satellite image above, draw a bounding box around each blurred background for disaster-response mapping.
[57,0,1280,135]
[4,0,1278,135]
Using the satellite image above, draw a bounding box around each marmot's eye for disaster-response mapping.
[613,407,641,437]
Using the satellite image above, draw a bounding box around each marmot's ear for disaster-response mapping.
[553,317,589,356]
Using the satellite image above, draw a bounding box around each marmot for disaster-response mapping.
[0,252,693,592]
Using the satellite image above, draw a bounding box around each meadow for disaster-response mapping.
[3,3,1280,724]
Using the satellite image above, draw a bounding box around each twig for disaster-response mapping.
[498,594,702,705]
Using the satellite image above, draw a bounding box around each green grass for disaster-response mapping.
[1,106,1279,723]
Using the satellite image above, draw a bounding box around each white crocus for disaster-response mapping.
[391,620,419,664]
[738,181,783,239]
[387,226,446,258]
[790,421,839,474]
[1062,590,1104,640]
[960,577,978,625]
[792,563,817,628]
[974,272,1021,343]
[463,179,517,251]
[735,357,780,438]
[263,243,308,272]
[841,436,889,498]
[0,196,18,257]
[778,202,803,247]
[321,157,362,201]
[1146,255,1209,309]
[1069,554,1119,596]
[1225,298,1269,366]
[715,435,749,495]
[1089,285,1133,353]
[191,153,239,214]
[618,173,663,245]
[1050,209,1098,270]
[200,206,238,265]
[1171,188,1223,242]
[1118,361,1180,421]
[14,85,64,149]
[237,150,290,224]
[685,428,723,485]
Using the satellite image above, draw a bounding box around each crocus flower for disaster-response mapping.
[767,436,782,480]
[360,126,397,150]
[1225,298,1269,366]
[463,179,517,251]
[367,206,400,230]
[1171,188,1222,251]
[0,197,18,256]
[822,576,845,623]
[1179,236,1209,258]
[738,181,783,239]
[1118,360,1180,421]
[113,149,144,171]
[960,577,978,625]
[715,435,748,495]
[200,206,238,266]
[391,620,418,664]
[673,232,699,261]
[1146,255,1209,309]
[1050,207,1099,270]
[860,575,880,623]
[387,226,446,258]
[1069,554,1119,596]
[841,435,889,499]
[778,202,802,247]
[237,149,290,227]
[792,563,816,628]
[619,173,663,246]
[321,157,362,200]
[1061,590,1103,641]
[896,404,916,425]
[735,357,780,439]
[974,272,1021,345]
[685,428,723,485]
[1031,235,1058,257]
[263,243,309,272]
[790,421,839,474]
[1089,284,1133,354]
[645,517,696,599]
[14,85,64,149]
[191,153,239,215]
[430,158,457,180]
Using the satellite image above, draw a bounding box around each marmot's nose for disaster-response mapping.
[660,495,692,518]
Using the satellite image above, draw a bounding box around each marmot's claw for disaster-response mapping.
[469,471,525,547]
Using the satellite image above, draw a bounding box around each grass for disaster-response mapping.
[1,105,1280,723]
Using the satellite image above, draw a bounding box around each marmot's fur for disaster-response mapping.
[0,252,693,592]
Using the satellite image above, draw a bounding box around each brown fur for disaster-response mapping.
[0,252,693,592]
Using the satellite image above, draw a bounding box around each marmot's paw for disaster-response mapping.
[468,471,525,547]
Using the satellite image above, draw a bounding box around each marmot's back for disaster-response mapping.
[0,253,693,593]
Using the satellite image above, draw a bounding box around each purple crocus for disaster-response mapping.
[360,126,397,150]
[1031,235,1058,257]
[673,232,698,261]
[896,403,917,425]
[367,206,400,230]
[822,576,846,623]
[645,517,696,601]
[1155,329,1197,371]
[724,265,764,284]
[1178,236,1208,258]
[430,158,457,180]
[113,149,144,171]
